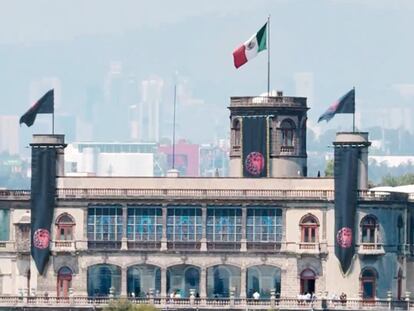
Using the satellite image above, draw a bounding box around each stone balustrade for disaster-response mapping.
[0,296,408,310]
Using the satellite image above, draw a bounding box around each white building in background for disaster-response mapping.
[0,115,19,155]
[138,77,163,142]
[64,142,159,177]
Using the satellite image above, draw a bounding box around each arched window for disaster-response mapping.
[300,214,319,243]
[280,119,295,147]
[360,215,378,244]
[300,269,316,295]
[232,119,241,148]
[57,266,72,298]
[360,268,377,300]
[56,213,75,241]
[87,264,121,297]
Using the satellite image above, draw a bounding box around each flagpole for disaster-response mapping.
[172,81,177,170]
[267,15,271,96]
[52,112,55,135]
[353,86,355,133]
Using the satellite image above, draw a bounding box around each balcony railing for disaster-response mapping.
[0,296,408,310]
[358,243,385,255]
[127,241,161,250]
[207,242,241,251]
[167,241,201,251]
[280,146,295,155]
[57,188,335,201]
[0,188,410,203]
[87,241,122,250]
[298,242,318,250]
[247,242,281,252]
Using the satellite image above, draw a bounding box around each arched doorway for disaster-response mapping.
[207,265,241,298]
[57,267,72,298]
[300,269,316,294]
[87,264,121,297]
[167,265,200,297]
[247,265,281,298]
[360,268,377,300]
[127,265,161,297]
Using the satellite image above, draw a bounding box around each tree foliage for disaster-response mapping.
[380,173,414,187]
[324,159,334,177]
[103,300,158,311]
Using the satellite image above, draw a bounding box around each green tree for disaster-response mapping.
[380,173,414,186]
[324,159,334,177]
[103,300,158,311]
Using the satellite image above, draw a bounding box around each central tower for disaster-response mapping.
[228,91,308,178]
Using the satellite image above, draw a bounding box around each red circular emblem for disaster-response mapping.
[336,227,353,248]
[245,152,265,176]
[33,228,50,249]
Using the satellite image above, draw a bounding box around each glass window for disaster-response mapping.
[207,208,242,242]
[87,264,121,297]
[361,215,377,244]
[247,208,282,242]
[0,209,10,241]
[87,206,123,241]
[280,119,295,147]
[56,213,75,240]
[167,208,202,241]
[300,214,319,243]
[127,207,162,241]
[361,268,376,300]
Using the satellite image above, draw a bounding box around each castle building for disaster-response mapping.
[0,93,412,309]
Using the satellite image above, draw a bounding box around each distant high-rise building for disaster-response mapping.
[0,115,19,155]
[294,72,314,107]
[138,77,163,142]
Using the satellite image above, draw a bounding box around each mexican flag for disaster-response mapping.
[233,22,267,69]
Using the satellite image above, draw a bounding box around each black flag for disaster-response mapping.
[242,116,268,177]
[334,146,359,274]
[31,147,56,275]
[20,89,54,127]
[318,89,355,123]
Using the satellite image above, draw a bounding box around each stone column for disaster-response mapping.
[200,267,207,298]
[161,206,168,251]
[121,266,127,297]
[240,267,246,298]
[241,207,247,252]
[161,268,167,297]
[200,206,207,251]
[121,206,128,250]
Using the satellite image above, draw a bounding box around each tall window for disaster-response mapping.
[280,119,295,147]
[300,269,316,294]
[0,209,10,241]
[360,268,376,300]
[360,215,378,244]
[232,119,241,147]
[300,214,319,243]
[57,266,72,298]
[247,208,282,242]
[127,207,162,241]
[56,213,75,240]
[167,208,202,241]
[207,208,242,242]
[87,206,123,248]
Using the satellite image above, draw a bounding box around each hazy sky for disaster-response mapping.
[1,0,414,144]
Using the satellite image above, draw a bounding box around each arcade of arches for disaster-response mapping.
[86,264,283,298]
